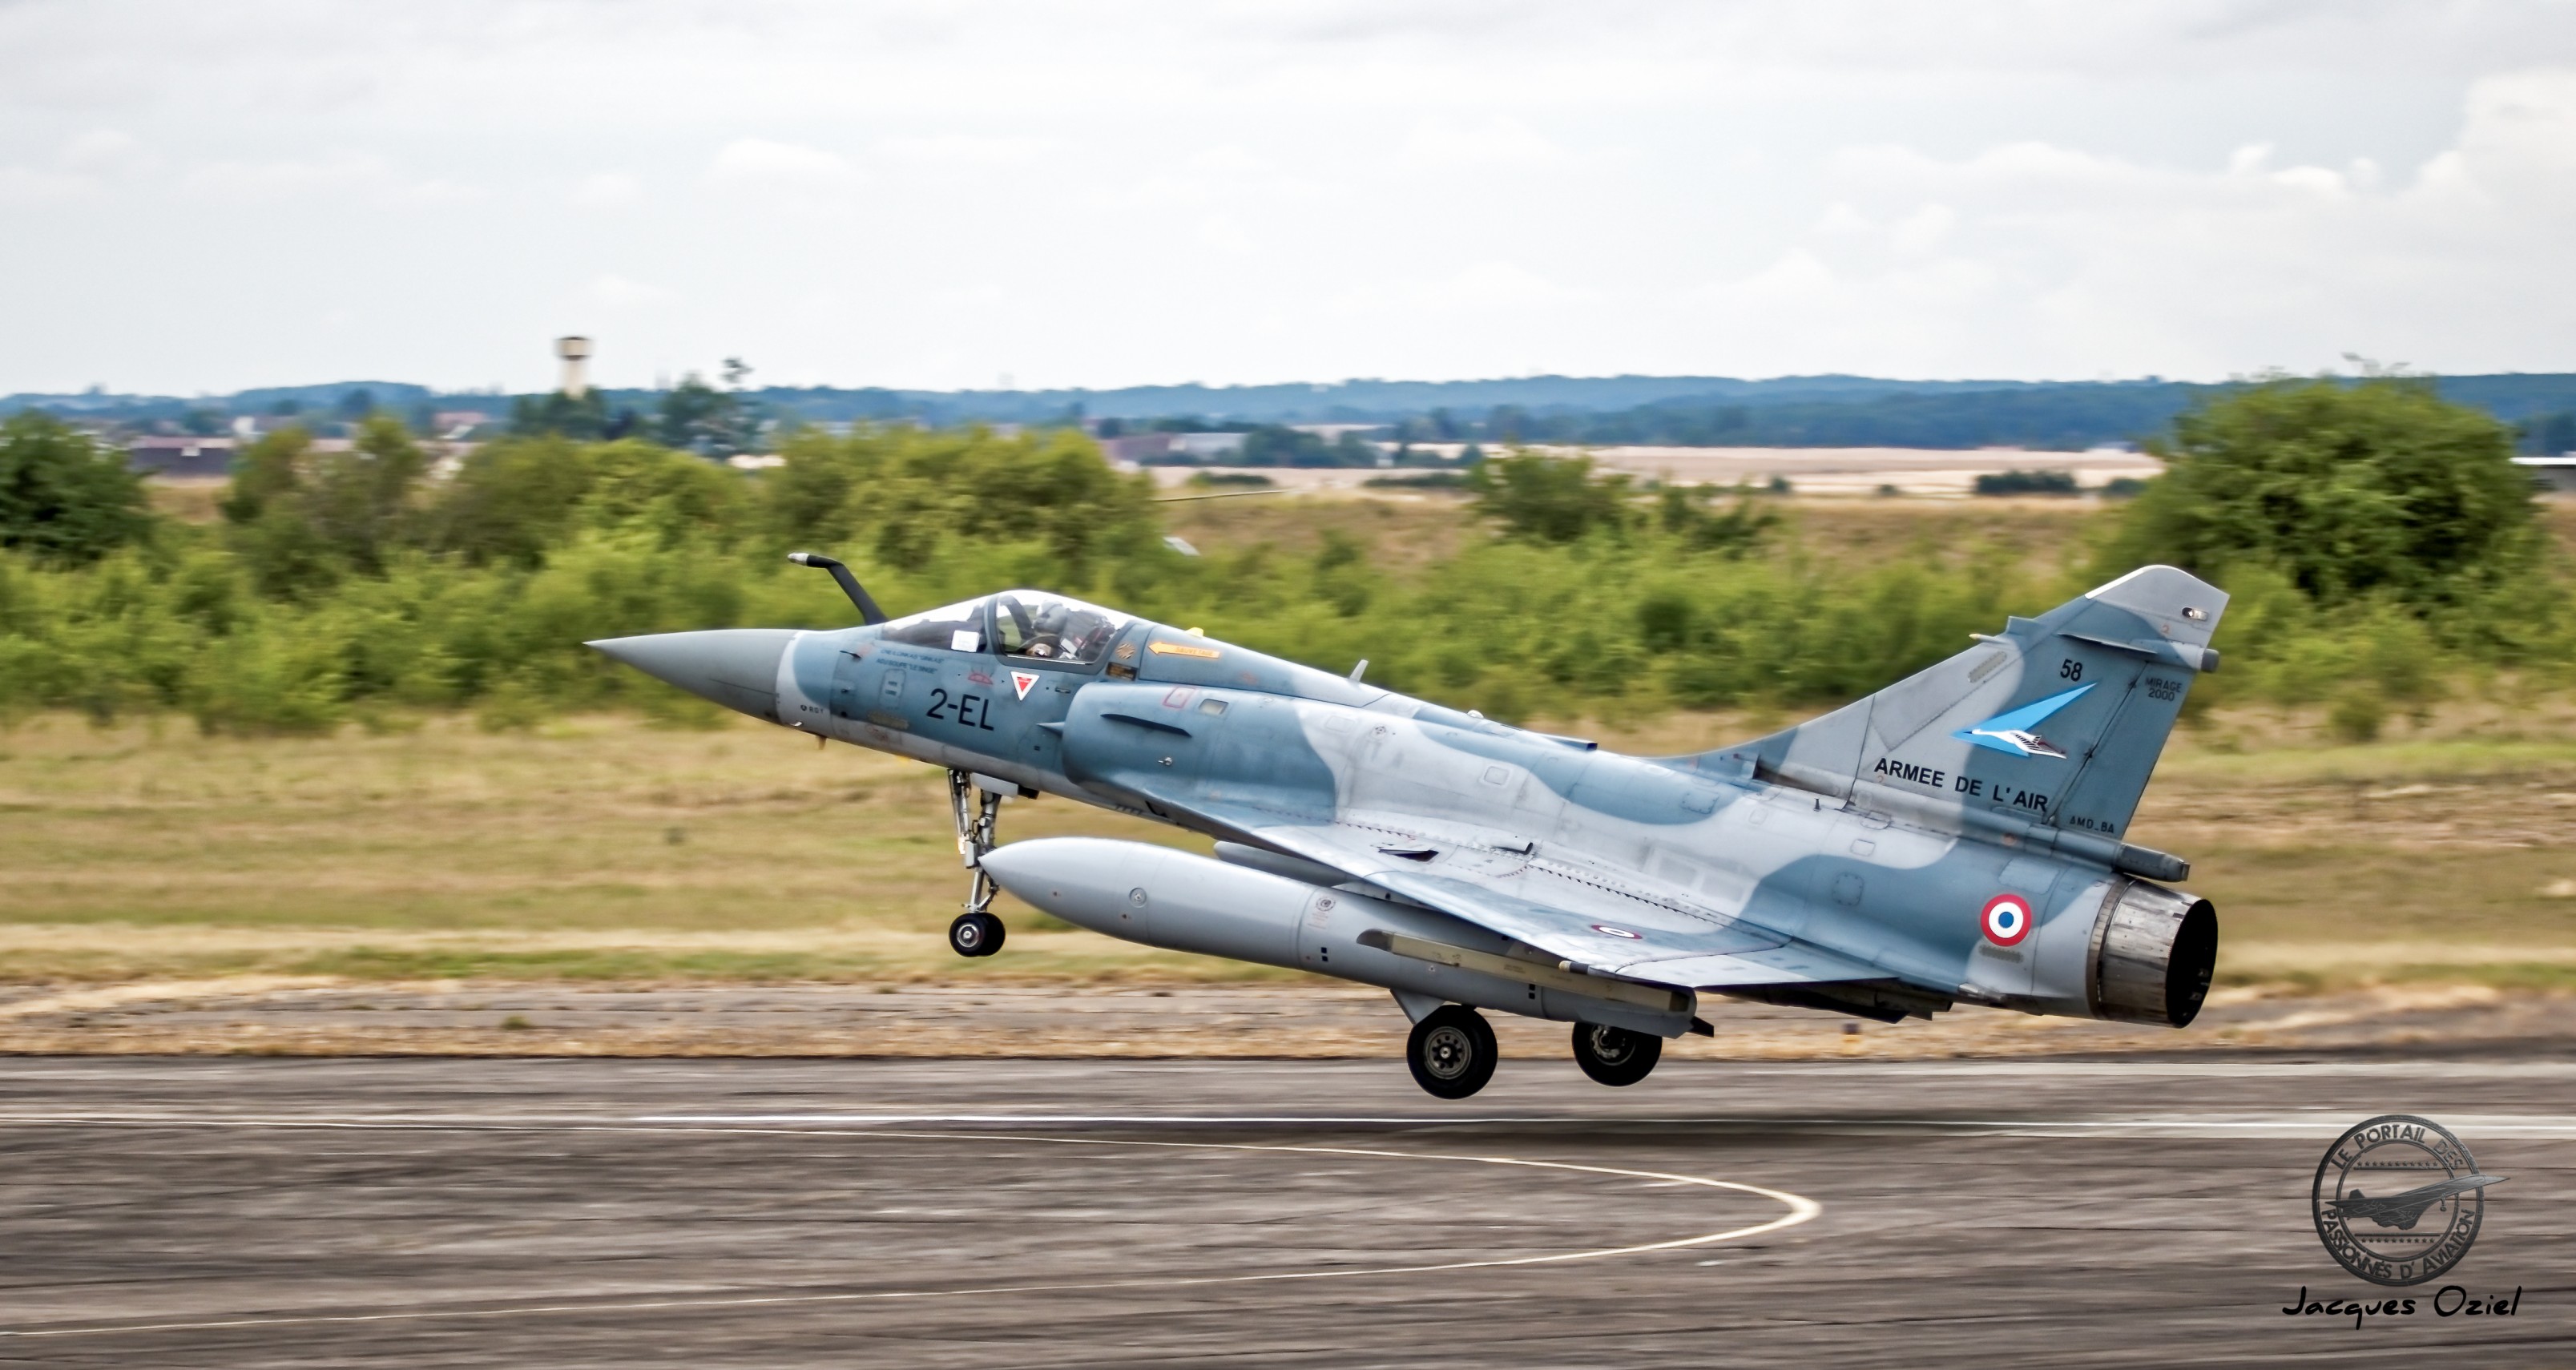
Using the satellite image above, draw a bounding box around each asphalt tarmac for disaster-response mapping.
[2,1053,2568,1368]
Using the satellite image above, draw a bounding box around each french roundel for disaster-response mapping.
[1980,893,2033,947]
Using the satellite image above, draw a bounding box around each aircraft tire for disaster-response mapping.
[1406,1005,1498,1099]
[948,912,1006,958]
[1570,1022,1660,1086]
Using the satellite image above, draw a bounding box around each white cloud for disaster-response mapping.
[0,164,94,203]
[1398,115,1559,167]
[568,171,643,208]
[175,152,484,206]
[1186,144,1267,175]
[704,138,863,199]
[875,134,1051,166]
[389,177,487,206]
[57,128,153,175]
[2,2,2576,391]
[0,128,153,202]
[591,273,676,308]
[1409,260,1595,310]
[1679,66,2576,377]
[1198,213,1259,255]
[179,154,392,200]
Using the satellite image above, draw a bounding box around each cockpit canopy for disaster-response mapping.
[990,590,1130,664]
[876,591,1134,667]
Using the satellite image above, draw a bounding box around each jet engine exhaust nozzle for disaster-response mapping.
[2087,878,2218,1028]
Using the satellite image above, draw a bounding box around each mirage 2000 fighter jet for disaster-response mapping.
[592,557,2223,1098]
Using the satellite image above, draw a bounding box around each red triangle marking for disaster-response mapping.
[1010,671,1040,700]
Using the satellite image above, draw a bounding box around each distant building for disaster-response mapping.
[124,435,235,477]
[556,336,595,397]
[434,409,494,440]
[1098,433,1175,465]
[2513,455,2576,492]
[1171,432,1247,460]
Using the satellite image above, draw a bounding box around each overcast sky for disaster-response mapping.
[4,1,2574,395]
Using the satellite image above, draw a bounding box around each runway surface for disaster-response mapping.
[2,1053,2568,1367]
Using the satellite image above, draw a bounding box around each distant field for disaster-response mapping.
[4,696,2572,992]
[1158,480,2112,576]
[1145,446,2161,498]
[0,711,1238,985]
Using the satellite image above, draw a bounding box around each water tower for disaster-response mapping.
[555,336,595,398]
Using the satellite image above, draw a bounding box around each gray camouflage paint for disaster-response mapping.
[592,565,2227,1035]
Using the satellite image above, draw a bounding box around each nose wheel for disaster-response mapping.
[1571,1021,1661,1086]
[947,770,1008,958]
[1406,1005,1498,1099]
[949,910,1006,957]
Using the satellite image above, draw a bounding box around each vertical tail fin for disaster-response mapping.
[1682,566,2227,875]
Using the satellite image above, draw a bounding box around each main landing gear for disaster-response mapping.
[1400,1009,1669,1097]
[1571,1021,1661,1086]
[946,769,1006,958]
[1406,1005,1498,1099]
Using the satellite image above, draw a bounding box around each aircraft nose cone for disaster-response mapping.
[587,628,796,722]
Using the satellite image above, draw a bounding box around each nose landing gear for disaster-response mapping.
[946,769,1006,958]
[949,910,1005,957]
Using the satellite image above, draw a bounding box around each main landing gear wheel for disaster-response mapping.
[1406,1005,1498,1099]
[949,911,1006,957]
[1571,1021,1661,1086]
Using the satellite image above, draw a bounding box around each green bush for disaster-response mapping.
[1,405,2570,735]
[1465,452,1631,542]
[2327,687,2388,744]
[2099,375,2537,610]
[0,412,150,564]
[1973,469,2079,496]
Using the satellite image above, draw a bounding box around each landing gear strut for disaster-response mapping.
[946,769,1006,958]
[1570,1021,1661,1086]
[1406,1005,1498,1099]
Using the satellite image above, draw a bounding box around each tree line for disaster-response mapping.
[0,376,2559,741]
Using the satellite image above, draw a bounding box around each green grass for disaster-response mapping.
[0,710,1238,981]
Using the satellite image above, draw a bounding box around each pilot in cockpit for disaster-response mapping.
[1025,600,1071,659]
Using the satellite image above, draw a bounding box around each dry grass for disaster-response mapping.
[1163,487,2107,586]
[1164,490,1476,576]
[0,711,1272,984]
[140,476,229,524]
